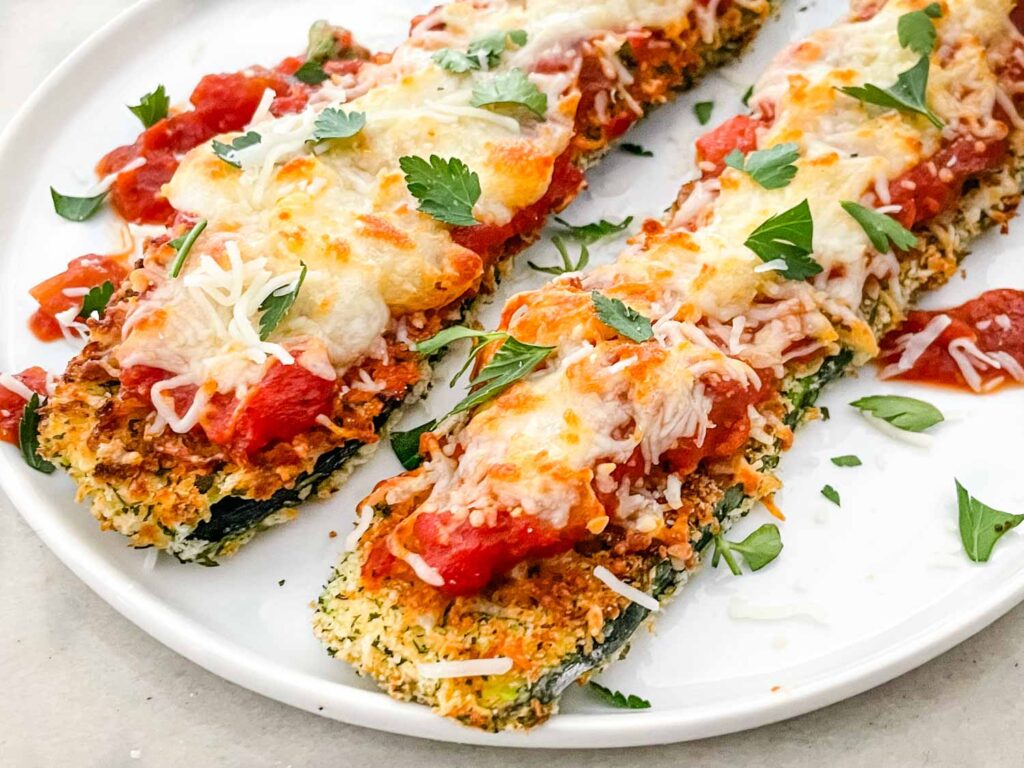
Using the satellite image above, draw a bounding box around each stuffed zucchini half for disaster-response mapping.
[314,0,1024,731]
[38,0,772,564]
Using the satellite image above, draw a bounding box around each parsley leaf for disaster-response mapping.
[470,68,548,119]
[294,60,330,85]
[554,215,632,245]
[399,154,481,226]
[592,292,653,343]
[898,3,942,57]
[452,335,553,414]
[391,419,437,470]
[744,199,820,279]
[620,143,653,157]
[77,281,115,320]
[841,201,918,253]
[414,325,504,357]
[128,84,169,128]
[821,484,841,506]
[588,682,651,710]
[957,479,1024,563]
[849,394,943,432]
[839,56,943,129]
[527,235,589,275]
[211,131,262,168]
[433,29,527,72]
[741,85,754,107]
[258,262,307,340]
[694,100,714,125]
[712,524,783,575]
[725,142,800,190]
[310,108,365,143]
[50,188,107,222]
[831,454,862,467]
[306,19,343,62]
[19,393,55,474]
[169,218,207,278]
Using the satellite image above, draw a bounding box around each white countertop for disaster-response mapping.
[2,1,1024,765]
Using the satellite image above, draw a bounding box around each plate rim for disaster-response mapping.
[3,0,1024,749]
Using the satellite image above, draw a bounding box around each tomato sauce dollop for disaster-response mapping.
[878,289,1024,393]
[28,254,127,342]
[0,367,49,445]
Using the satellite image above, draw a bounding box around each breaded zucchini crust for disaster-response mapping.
[39,0,772,564]
[315,0,1024,731]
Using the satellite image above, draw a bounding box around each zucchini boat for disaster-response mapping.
[314,0,1024,730]
[37,0,772,564]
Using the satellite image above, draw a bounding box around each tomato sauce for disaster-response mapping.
[878,289,1024,393]
[28,254,127,342]
[121,360,337,457]
[0,367,48,445]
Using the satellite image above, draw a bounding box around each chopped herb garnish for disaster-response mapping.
[433,29,527,72]
[169,218,207,278]
[821,406,831,421]
[694,100,714,125]
[554,215,632,244]
[309,108,366,143]
[898,3,942,57]
[470,68,548,119]
[258,262,307,340]
[278,579,286,587]
[831,454,862,467]
[128,84,169,128]
[294,60,330,85]
[821,484,841,506]
[957,479,1023,563]
[839,56,942,129]
[77,281,115,320]
[725,142,800,190]
[391,419,438,470]
[850,394,943,432]
[211,131,262,168]
[712,523,783,575]
[399,154,480,226]
[306,19,343,62]
[620,143,653,157]
[415,325,552,413]
[591,292,653,343]
[741,84,754,107]
[588,682,651,710]
[19,394,55,474]
[452,335,553,414]
[50,188,107,222]
[527,235,589,275]
[841,201,918,253]
[744,199,820,279]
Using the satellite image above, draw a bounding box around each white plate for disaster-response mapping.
[3,0,1024,749]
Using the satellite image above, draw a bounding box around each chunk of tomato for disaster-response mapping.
[28,255,127,342]
[695,115,762,176]
[0,367,48,444]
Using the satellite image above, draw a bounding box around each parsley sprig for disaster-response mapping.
[50,188,107,222]
[839,56,942,129]
[400,155,481,226]
[553,215,632,245]
[433,29,527,73]
[957,479,1023,563]
[744,199,820,279]
[19,394,55,474]
[309,108,366,143]
[841,201,917,253]
[850,394,943,432]
[128,84,169,128]
[77,281,115,320]
[591,292,653,343]
[211,131,262,168]
[527,235,589,275]
[712,524,783,575]
[258,262,307,340]
[588,682,651,710]
[725,142,800,190]
[898,3,942,57]
[470,68,548,119]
